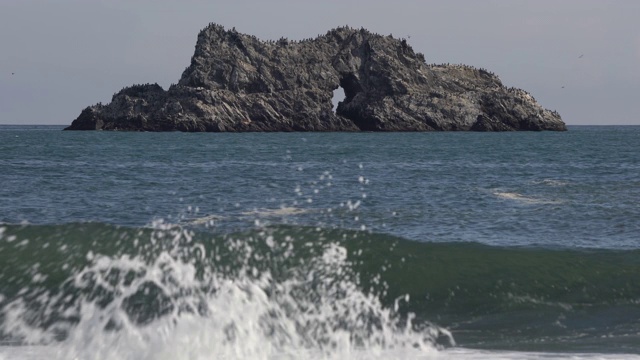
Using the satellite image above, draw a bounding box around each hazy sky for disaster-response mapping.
[1,0,639,125]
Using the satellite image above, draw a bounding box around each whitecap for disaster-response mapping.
[242,207,311,217]
[532,179,569,187]
[493,191,562,205]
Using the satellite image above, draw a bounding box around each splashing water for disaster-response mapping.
[0,223,451,360]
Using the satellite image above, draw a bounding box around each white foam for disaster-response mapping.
[534,179,569,187]
[493,191,562,205]
[183,214,226,225]
[242,206,311,217]
[0,227,449,360]
[2,345,639,360]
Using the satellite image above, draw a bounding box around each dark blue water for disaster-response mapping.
[1,125,638,248]
[1,125,639,357]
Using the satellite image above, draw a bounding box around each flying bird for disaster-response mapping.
[578,54,584,58]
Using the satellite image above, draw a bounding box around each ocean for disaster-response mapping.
[0,125,639,359]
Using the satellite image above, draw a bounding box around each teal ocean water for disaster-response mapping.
[0,125,639,359]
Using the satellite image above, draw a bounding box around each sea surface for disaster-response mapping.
[0,125,639,359]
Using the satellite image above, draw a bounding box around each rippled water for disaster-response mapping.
[2,126,639,247]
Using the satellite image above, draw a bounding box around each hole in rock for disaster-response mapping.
[332,86,346,113]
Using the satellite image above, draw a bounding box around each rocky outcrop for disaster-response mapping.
[65,25,566,131]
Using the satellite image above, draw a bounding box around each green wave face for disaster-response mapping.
[1,223,640,352]
[345,231,640,351]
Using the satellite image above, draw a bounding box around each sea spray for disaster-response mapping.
[0,223,451,359]
[4,222,640,354]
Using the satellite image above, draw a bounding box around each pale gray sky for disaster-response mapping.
[1,0,639,125]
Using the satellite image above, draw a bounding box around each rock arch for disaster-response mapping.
[66,25,566,132]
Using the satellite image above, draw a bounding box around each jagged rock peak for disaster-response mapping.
[65,24,566,132]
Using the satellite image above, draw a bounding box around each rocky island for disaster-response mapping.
[65,24,566,131]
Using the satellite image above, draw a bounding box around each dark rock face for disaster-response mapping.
[65,25,566,131]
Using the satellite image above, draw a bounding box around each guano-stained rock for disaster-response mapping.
[65,25,566,132]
